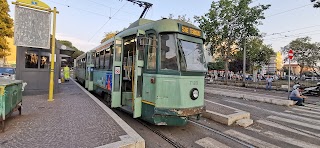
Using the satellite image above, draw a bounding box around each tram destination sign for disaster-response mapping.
[180,25,201,37]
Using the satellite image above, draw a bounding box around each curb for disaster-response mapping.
[203,100,251,126]
[71,79,145,148]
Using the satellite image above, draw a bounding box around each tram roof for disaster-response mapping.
[92,18,204,53]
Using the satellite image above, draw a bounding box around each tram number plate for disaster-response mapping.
[115,67,121,74]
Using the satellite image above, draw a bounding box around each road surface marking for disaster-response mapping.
[298,106,320,112]
[224,100,320,125]
[292,108,320,116]
[284,110,320,119]
[195,137,230,148]
[256,120,317,138]
[224,130,280,148]
[267,116,320,131]
[263,131,319,148]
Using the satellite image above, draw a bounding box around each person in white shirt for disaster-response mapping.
[265,76,273,90]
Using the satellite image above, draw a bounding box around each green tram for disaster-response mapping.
[75,18,207,126]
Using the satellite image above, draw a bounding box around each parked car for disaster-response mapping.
[0,67,16,80]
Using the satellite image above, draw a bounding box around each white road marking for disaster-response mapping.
[224,130,280,148]
[267,116,320,131]
[284,110,320,119]
[256,120,317,138]
[298,106,320,112]
[263,131,320,148]
[224,100,320,125]
[292,108,320,116]
[195,137,230,148]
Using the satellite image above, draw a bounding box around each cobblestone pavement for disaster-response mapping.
[0,81,126,148]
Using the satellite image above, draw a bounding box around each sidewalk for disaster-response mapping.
[0,79,144,148]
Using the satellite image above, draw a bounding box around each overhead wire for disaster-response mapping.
[88,2,128,42]
[264,24,320,37]
[265,3,313,18]
[86,0,140,16]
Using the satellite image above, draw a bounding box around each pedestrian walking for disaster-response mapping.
[289,86,307,106]
[266,76,273,90]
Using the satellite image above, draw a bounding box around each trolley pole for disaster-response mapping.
[48,7,58,102]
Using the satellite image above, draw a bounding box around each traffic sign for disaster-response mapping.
[288,49,294,60]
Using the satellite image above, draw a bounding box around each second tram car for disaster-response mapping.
[75,18,207,126]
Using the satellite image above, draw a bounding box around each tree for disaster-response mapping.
[311,0,320,8]
[0,0,14,58]
[282,37,320,77]
[195,0,270,80]
[163,14,192,24]
[59,40,84,60]
[243,37,274,72]
[101,31,118,43]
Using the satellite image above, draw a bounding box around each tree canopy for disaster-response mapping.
[100,31,118,43]
[58,40,84,60]
[164,14,192,24]
[194,0,270,79]
[282,37,320,77]
[311,0,320,8]
[0,0,14,58]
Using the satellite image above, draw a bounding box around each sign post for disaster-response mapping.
[288,49,294,95]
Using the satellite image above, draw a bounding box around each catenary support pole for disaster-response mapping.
[48,7,57,102]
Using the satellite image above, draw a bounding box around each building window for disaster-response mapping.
[40,52,50,69]
[25,51,39,69]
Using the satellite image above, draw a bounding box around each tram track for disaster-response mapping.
[188,119,256,148]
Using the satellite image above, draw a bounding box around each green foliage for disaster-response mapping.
[164,14,192,24]
[311,0,320,8]
[0,0,14,58]
[240,37,274,68]
[58,40,84,59]
[101,31,118,43]
[282,37,320,77]
[194,0,270,76]
[208,59,225,70]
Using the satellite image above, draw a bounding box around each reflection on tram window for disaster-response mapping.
[180,40,206,71]
[160,34,178,70]
[25,51,39,68]
[40,52,50,69]
[147,34,156,69]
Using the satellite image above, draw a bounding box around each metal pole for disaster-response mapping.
[48,7,57,102]
[243,38,246,84]
[288,59,291,94]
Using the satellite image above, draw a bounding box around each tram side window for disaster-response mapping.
[110,46,114,69]
[105,49,111,70]
[95,53,100,68]
[99,51,104,69]
[160,34,178,70]
[147,34,156,70]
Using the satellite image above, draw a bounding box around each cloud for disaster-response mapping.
[56,33,99,52]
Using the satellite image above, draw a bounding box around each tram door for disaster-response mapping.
[111,37,123,108]
[132,30,145,118]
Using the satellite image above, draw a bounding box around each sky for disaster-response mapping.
[7,0,320,53]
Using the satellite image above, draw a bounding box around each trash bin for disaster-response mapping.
[0,79,23,132]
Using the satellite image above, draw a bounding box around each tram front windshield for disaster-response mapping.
[179,40,206,72]
[160,34,206,72]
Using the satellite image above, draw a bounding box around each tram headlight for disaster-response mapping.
[190,88,199,100]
